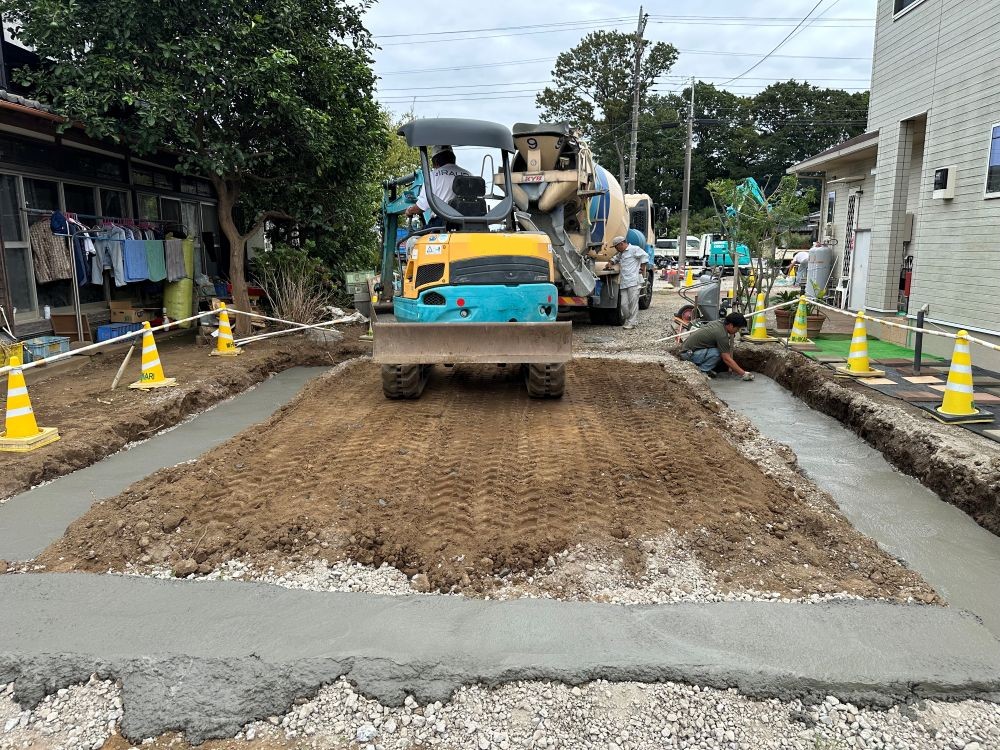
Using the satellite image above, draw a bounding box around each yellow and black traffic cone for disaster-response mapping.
[746,293,777,344]
[785,296,814,348]
[933,330,994,424]
[835,311,884,377]
[684,267,694,287]
[210,302,242,357]
[129,322,177,390]
[0,356,59,452]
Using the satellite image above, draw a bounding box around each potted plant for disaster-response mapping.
[772,290,827,335]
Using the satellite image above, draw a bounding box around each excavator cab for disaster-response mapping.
[374,118,572,400]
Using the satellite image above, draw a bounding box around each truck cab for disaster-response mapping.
[704,233,752,275]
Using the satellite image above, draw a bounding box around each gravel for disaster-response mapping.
[3,676,999,749]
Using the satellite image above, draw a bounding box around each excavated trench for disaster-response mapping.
[736,345,1000,536]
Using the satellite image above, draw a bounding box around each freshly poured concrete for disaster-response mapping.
[712,375,1000,635]
[2,574,1000,742]
[0,366,328,561]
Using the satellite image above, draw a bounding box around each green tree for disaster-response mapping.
[536,31,678,185]
[380,109,421,183]
[751,81,869,188]
[1,0,386,334]
[707,175,814,311]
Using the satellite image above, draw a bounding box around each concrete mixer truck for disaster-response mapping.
[504,123,655,324]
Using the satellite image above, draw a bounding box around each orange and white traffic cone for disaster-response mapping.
[129,322,177,390]
[836,311,884,377]
[0,356,59,452]
[785,296,813,348]
[210,302,242,357]
[746,293,777,343]
[933,330,994,424]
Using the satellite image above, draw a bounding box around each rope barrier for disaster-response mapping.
[808,300,1000,353]
[0,309,220,377]
[649,300,798,346]
[235,314,363,345]
[0,306,365,377]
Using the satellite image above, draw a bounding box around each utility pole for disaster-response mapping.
[627,6,648,194]
[677,76,695,277]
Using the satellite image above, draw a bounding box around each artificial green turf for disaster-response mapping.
[803,333,944,362]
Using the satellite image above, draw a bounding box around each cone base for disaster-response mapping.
[359,334,374,341]
[835,365,886,378]
[932,406,995,425]
[0,425,59,453]
[129,377,178,391]
[785,337,817,350]
[746,335,778,344]
[210,348,243,357]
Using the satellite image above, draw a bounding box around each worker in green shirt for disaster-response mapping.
[679,313,755,380]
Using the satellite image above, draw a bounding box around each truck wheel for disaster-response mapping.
[382,364,430,399]
[638,271,654,310]
[607,291,625,326]
[525,363,565,399]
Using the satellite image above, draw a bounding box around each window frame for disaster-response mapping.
[893,0,928,19]
[985,122,1000,200]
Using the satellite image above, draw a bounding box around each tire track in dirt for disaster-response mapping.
[39,359,933,599]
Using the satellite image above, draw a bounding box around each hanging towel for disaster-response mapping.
[165,239,187,282]
[123,239,150,282]
[145,240,167,282]
[29,220,72,283]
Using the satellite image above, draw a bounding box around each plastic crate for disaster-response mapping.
[95,322,143,343]
[0,341,23,367]
[22,335,70,364]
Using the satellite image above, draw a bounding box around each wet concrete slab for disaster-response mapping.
[0,367,330,561]
[712,374,1000,636]
[2,574,1000,743]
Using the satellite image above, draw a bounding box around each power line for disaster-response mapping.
[374,16,634,39]
[722,0,826,85]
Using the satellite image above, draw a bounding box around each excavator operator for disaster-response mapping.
[405,145,471,226]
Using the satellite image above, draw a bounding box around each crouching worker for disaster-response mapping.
[679,312,755,381]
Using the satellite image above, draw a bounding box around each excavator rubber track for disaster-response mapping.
[381,364,432,399]
[524,363,566,399]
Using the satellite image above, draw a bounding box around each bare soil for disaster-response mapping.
[0,328,369,501]
[39,358,933,601]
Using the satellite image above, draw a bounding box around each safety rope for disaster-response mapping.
[808,300,1000,353]
[650,299,798,345]
[235,314,362,346]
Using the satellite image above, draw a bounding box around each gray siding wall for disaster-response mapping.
[869,0,1000,340]
[819,157,877,298]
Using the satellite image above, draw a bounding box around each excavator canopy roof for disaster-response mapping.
[511,122,574,138]
[398,118,515,152]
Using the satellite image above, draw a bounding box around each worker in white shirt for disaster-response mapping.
[608,235,649,330]
[790,247,812,287]
[405,146,471,226]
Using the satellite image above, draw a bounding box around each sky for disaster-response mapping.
[365,0,877,128]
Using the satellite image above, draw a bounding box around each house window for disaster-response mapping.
[894,0,923,12]
[986,124,1000,198]
[826,191,836,223]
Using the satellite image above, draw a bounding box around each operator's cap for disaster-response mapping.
[612,235,627,245]
[431,145,454,157]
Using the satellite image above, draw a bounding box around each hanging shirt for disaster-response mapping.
[29,219,72,283]
[123,239,150,282]
[145,240,167,282]
[165,239,187,282]
[416,163,473,212]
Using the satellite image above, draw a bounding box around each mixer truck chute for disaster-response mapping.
[502,123,655,325]
[374,117,572,400]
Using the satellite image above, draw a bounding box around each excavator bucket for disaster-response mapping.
[373,322,573,365]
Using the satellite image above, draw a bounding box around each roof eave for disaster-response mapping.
[787,136,879,174]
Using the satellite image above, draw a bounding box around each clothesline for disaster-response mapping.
[20,207,176,226]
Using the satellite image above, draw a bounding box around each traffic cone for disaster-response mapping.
[835,311,884,377]
[785,296,814,348]
[746,293,777,344]
[933,330,994,424]
[129,322,177,390]
[789,266,797,284]
[210,302,242,357]
[0,357,59,452]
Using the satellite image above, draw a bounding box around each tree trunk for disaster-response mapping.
[214,180,252,338]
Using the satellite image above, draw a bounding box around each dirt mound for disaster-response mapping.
[0,329,369,501]
[39,359,931,600]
